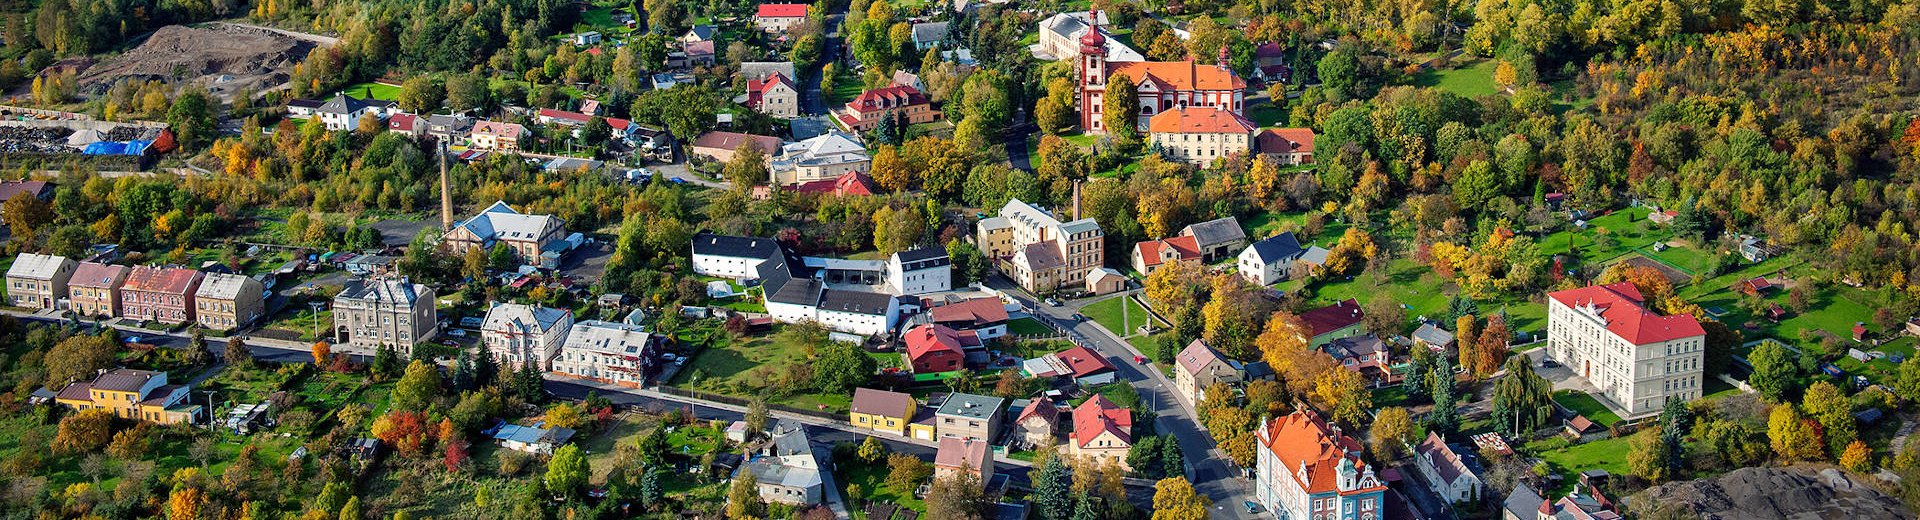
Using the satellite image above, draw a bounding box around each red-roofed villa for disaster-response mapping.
[1546,282,1706,417]
[1253,409,1387,519]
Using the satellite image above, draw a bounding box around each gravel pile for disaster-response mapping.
[1634,466,1912,520]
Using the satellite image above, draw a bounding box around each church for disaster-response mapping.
[1076,11,1247,134]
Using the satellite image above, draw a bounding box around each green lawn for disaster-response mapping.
[669,332,858,415]
[1552,390,1622,427]
[838,456,926,513]
[1248,102,1288,127]
[1537,207,1668,267]
[343,82,401,101]
[1274,256,1547,335]
[1532,435,1632,495]
[261,307,333,341]
[1083,296,1161,336]
[1242,211,1348,245]
[1411,59,1501,98]
[1007,317,1054,336]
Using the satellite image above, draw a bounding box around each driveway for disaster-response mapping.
[650,161,729,189]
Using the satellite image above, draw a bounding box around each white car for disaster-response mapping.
[1044,298,1061,307]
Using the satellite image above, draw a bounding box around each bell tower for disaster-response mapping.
[1078,10,1109,132]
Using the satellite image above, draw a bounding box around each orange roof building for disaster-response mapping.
[1069,395,1133,469]
[1132,235,1202,274]
[1076,11,1246,135]
[1146,106,1256,164]
[1546,282,1706,417]
[1255,127,1317,165]
[1253,410,1387,519]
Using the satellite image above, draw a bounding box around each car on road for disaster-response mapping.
[1044,298,1061,307]
[1133,355,1148,364]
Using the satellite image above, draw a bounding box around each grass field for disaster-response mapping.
[1411,59,1501,97]
[1083,296,1161,336]
[1552,390,1622,426]
[1536,207,1668,266]
[1248,101,1288,127]
[1275,256,1547,334]
[668,332,857,415]
[343,82,401,101]
[1242,212,1349,245]
[1007,317,1055,336]
[838,456,926,513]
[1531,435,1631,494]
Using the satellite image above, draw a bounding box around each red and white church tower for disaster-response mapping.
[1075,10,1249,134]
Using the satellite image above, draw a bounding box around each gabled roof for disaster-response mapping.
[1547,282,1705,344]
[336,278,429,305]
[1414,431,1477,488]
[452,201,563,244]
[1412,322,1456,346]
[691,232,783,259]
[1148,106,1255,134]
[1256,128,1316,155]
[484,302,571,336]
[1258,409,1379,495]
[1174,339,1229,377]
[692,131,781,154]
[471,120,527,138]
[683,25,716,41]
[904,324,973,361]
[1182,217,1245,247]
[850,388,915,417]
[387,113,418,132]
[928,298,1009,328]
[1254,42,1286,58]
[1136,236,1201,268]
[911,22,949,44]
[739,62,799,82]
[0,180,50,202]
[1071,394,1132,447]
[87,368,163,393]
[1052,345,1116,378]
[69,261,128,288]
[1245,232,1306,264]
[893,247,947,264]
[316,93,383,115]
[122,266,201,294]
[1300,299,1366,338]
[818,288,894,315]
[562,320,654,356]
[7,253,71,280]
[936,436,990,471]
[791,171,878,197]
[756,3,810,18]
[847,85,931,112]
[1015,242,1065,271]
[684,39,716,56]
[1014,395,1060,426]
[1325,334,1387,361]
[1110,60,1246,91]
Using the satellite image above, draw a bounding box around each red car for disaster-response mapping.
[1133,355,1148,364]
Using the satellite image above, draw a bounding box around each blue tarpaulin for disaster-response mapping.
[81,140,152,156]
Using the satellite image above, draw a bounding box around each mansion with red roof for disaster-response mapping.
[1255,409,1387,520]
[1070,395,1134,470]
[836,85,941,132]
[1075,11,1246,134]
[1546,282,1706,417]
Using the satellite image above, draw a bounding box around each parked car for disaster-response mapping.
[1044,298,1061,307]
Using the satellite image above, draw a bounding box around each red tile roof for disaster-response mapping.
[1071,394,1132,447]
[1014,395,1060,427]
[1547,282,1705,344]
[70,262,128,288]
[928,297,1010,328]
[847,85,931,113]
[1054,345,1116,378]
[1259,410,1380,495]
[791,171,877,197]
[904,324,975,372]
[387,113,418,132]
[1110,60,1246,91]
[935,436,991,471]
[1256,128,1316,154]
[692,131,782,154]
[1299,298,1365,338]
[1147,106,1254,134]
[757,3,810,18]
[121,266,200,295]
[746,72,796,109]
[1136,235,1202,269]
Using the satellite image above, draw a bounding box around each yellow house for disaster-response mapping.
[848,388,916,436]
[54,368,200,425]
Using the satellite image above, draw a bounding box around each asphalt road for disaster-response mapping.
[984,275,1267,518]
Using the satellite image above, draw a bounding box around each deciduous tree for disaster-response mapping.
[1150,477,1211,520]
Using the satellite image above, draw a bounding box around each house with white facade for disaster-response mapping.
[1034,11,1143,62]
[888,247,951,295]
[768,132,870,187]
[691,232,784,279]
[482,303,574,371]
[1255,409,1388,520]
[551,320,659,388]
[975,199,1104,295]
[1546,282,1706,417]
[313,93,396,131]
[1237,231,1329,286]
[1412,431,1484,505]
[6,253,75,310]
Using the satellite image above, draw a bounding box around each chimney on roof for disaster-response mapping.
[438,140,454,231]
[1072,179,1082,221]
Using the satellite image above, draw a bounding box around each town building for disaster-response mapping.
[911,21,950,50]
[193,272,265,331]
[1545,282,1706,417]
[887,247,951,295]
[1173,339,1242,404]
[1132,235,1201,275]
[925,297,1010,340]
[467,121,528,151]
[313,92,395,131]
[1076,19,1245,133]
[490,422,576,454]
[835,85,942,132]
[1412,431,1484,505]
[1412,322,1457,353]
[572,31,602,46]
[904,323,975,374]
[935,392,1005,442]
[683,39,717,67]
[1022,345,1117,386]
[691,232,784,279]
[681,24,716,44]
[975,198,1105,295]
[1324,334,1395,384]
[482,303,575,371]
[6,253,75,310]
[691,131,783,163]
[53,368,201,424]
[759,249,903,338]
[1069,395,1133,470]
[1147,106,1256,165]
[1301,298,1368,347]
[746,72,801,118]
[441,201,569,266]
[423,114,475,141]
[536,108,638,139]
[849,387,918,436]
[551,320,658,388]
[935,436,994,488]
[1011,396,1062,447]
[776,171,878,198]
[754,3,810,32]
[743,422,827,506]
[386,113,423,136]
[333,279,438,355]
[1035,11,1142,62]
[119,266,203,325]
[1252,42,1291,84]
[1256,128,1317,165]
[1254,409,1387,520]
[1237,231,1330,286]
[1180,217,1247,263]
[67,261,127,318]
[768,131,869,187]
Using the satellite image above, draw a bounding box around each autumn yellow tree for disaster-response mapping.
[1840,440,1873,473]
[1255,312,1311,372]
[1319,228,1378,277]
[1369,407,1416,460]
[1144,259,1208,315]
[1201,274,1272,359]
[870,145,911,192]
[1312,367,1373,428]
[1454,315,1478,371]
[1768,404,1825,462]
[168,486,205,520]
[1150,477,1212,520]
[1493,60,1518,91]
[312,341,331,366]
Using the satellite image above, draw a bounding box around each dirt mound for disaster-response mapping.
[73,24,315,103]
[1634,466,1912,520]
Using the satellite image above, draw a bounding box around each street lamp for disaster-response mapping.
[308,301,326,342]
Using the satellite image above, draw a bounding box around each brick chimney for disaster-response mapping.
[1072,180,1083,220]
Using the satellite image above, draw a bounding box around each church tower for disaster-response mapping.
[1077,10,1108,132]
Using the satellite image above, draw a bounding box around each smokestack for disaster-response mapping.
[1072,180,1082,220]
[439,140,454,231]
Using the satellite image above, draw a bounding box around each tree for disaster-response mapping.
[1840,440,1873,473]
[1369,407,1415,460]
[1427,359,1459,433]
[53,409,114,454]
[168,487,205,520]
[1626,430,1675,483]
[722,141,768,189]
[183,328,212,366]
[1036,97,1073,136]
[1748,340,1799,401]
[392,360,443,412]
[167,87,219,151]
[886,453,931,491]
[1768,404,1824,462]
[859,436,888,462]
[1102,72,1139,145]
[1150,477,1211,520]
[746,397,770,436]
[312,341,331,367]
[45,333,117,386]
[1492,355,1554,436]
[546,444,590,497]
[812,342,877,393]
[2,191,52,240]
[1031,455,1074,520]
[224,335,252,368]
[488,243,517,273]
[727,469,766,519]
[339,496,363,520]
[373,344,403,379]
[926,470,991,520]
[1803,381,1856,456]
[1311,368,1373,428]
[1898,356,1920,403]
[870,145,911,192]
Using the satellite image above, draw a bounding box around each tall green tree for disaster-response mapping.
[546,444,590,497]
[1031,454,1073,520]
[1748,340,1800,401]
[1102,73,1140,146]
[1492,355,1554,436]
[392,360,443,412]
[1427,359,1459,434]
